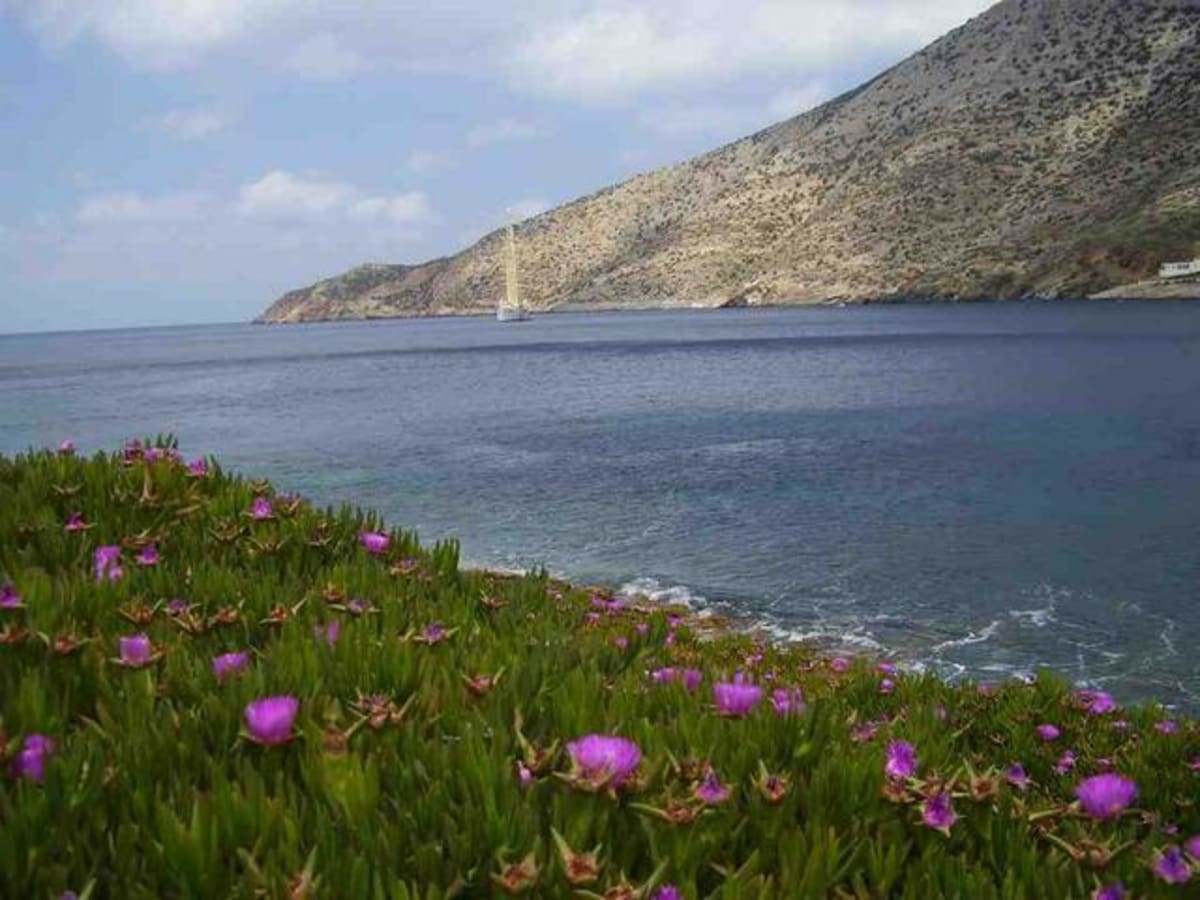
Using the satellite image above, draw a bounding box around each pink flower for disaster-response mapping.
[250,497,273,520]
[771,688,805,717]
[1110,719,1131,732]
[187,458,209,477]
[1155,720,1178,735]
[879,677,896,694]
[315,620,341,646]
[829,656,851,673]
[635,623,650,636]
[118,634,153,668]
[884,741,918,780]
[93,545,123,582]
[64,513,87,532]
[1036,723,1060,741]
[694,769,731,805]
[713,680,763,717]
[653,887,682,900]
[0,584,22,609]
[1054,750,1077,775]
[921,792,956,833]
[566,734,642,790]
[346,598,369,616]
[613,635,629,650]
[58,440,75,454]
[359,531,389,554]
[244,696,299,745]
[1075,774,1137,820]
[1152,846,1192,884]
[136,544,159,567]
[516,761,533,789]
[1077,689,1117,715]
[11,734,54,782]
[166,598,190,617]
[1185,835,1200,860]
[877,662,897,675]
[213,651,249,680]
[1005,763,1030,791]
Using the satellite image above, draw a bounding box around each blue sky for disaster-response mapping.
[0,0,992,333]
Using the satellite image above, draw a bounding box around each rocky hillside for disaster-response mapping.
[258,0,1200,323]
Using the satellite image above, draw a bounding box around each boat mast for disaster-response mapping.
[504,219,521,314]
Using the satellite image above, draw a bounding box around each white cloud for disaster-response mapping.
[236,170,432,226]
[466,117,547,148]
[77,190,213,224]
[281,33,370,80]
[636,105,750,138]
[7,1,993,101]
[151,108,228,140]
[237,171,350,221]
[348,193,432,225]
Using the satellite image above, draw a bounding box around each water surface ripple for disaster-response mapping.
[3,305,1198,707]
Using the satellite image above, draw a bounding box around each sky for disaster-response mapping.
[0,0,994,333]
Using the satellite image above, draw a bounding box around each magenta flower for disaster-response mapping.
[315,620,341,646]
[879,677,896,694]
[11,734,54,782]
[244,696,299,745]
[1054,750,1077,775]
[566,734,642,790]
[346,598,369,616]
[516,761,534,789]
[1036,723,1060,741]
[118,633,153,667]
[1075,774,1137,820]
[250,497,273,520]
[713,680,763,717]
[1077,689,1117,715]
[166,598,189,616]
[213,651,249,680]
[771,688,805,717]
[694,770,731,805]
[136,544,159,566]
[1152,846,1192,884]
[682,668,702,691]
[58,439,75,454]
[359,531,389,554]
[585,612,602,626]
[653,887,682,900]
[1156,720,1179,735]
[921,792,956,833]
[1093,884,1125,900]
[0,584,22,609]
[650,667,676,685]
[664,630,677,646]
[187,458,209,477]
[884,740,918,780]
[830,656,851,673]
[64,513,87,532]
[654,667,702,691]
[94,545,123,582]
[1185,835,1200,859]
[1005,763,1030,791]
[422,623,447,644]
[877,662,897,675]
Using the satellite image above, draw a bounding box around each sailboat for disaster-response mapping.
[497,219,531,322]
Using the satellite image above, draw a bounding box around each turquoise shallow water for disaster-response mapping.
[3,304,1199,707]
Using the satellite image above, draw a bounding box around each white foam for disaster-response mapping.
[618,577,703,609]
[931,619,1003,653]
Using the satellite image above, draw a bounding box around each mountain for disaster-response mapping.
[257,0,1200,323]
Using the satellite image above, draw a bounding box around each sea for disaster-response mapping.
[2,303,1199,708]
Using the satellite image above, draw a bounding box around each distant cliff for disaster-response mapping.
[257,0,1200,323]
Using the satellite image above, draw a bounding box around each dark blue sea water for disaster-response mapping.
[3,305,1199,707]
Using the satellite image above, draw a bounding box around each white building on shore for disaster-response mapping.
[1159,259,1200,279]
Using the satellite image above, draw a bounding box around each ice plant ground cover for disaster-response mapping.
[1,440,1198,898]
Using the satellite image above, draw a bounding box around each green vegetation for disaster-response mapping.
[1,439,1197,898]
